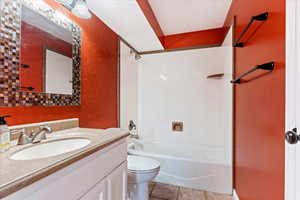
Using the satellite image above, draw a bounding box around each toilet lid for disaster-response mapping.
[127,155,160,172]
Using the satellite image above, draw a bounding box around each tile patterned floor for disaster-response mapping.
[149,182,232,200]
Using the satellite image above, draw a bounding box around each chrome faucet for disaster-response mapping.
[10,128,31,145]
[10,126,53,145]
[31,126,53,143]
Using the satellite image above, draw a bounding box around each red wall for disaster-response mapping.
[77,9,119,129]
[0,106,80,125]
[20,22,72,93]
[0,1,119,128]
[224,1,285,200]
[163,28,226,49]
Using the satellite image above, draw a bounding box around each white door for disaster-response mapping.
[286,0,300,199]
[107,162,127,200]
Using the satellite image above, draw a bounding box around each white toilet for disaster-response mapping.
[127,155,160,200]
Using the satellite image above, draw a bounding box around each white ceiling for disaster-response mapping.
[148,0,232,35]
[87,0,164,52]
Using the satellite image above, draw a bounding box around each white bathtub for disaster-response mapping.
[128,139,232,195]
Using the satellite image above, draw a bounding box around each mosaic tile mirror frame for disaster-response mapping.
[0,0,81,107]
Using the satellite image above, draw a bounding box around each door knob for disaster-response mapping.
[285,128,299,144]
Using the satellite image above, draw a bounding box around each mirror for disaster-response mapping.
[20,6,73,95]
[0,0,81,107]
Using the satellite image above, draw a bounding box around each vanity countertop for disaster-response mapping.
[0,128,129,198]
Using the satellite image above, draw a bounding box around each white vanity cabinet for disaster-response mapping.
[3,138,128,200]
[80,178,107,200]
[107,162,127,200]
[80,162,127,200]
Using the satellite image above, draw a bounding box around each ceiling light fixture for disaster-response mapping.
[72,0,91,19]
[54,0,74,8]
[54,0,91,19]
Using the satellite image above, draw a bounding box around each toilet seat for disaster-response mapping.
[128,155,160,174]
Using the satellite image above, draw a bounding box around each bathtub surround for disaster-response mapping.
[138,46,233,194]
[138,47,232,166]
[122,26,233,194]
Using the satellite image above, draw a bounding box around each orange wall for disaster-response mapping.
[224,1,285,200]
[77,10,119,129]
[0,106,80,125]
[163,28,226,49]
[0,1,119,128]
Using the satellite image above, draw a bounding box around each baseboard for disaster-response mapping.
[233,189,240,200]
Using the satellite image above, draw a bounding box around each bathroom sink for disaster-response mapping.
[10,138,91,160]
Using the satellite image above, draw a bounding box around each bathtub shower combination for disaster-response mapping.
[120,26,234,195]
